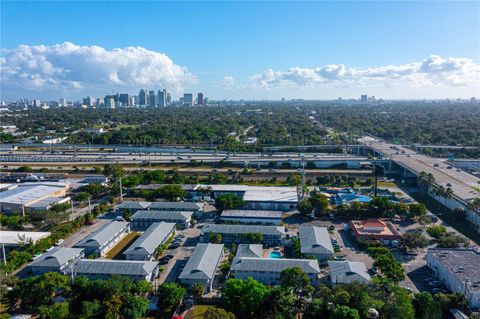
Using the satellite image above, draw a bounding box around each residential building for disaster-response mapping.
[116,201,152,214]
[178,243,224,292]
[349,219,402,245]
[220,210,283,225]
[72,259,159,282]
[0,184,69,214]
[235,244,263,258]
[200,224,286,245]
[427,248,480,309]
[74,221,130,256]
[0,231,51,254]
[299,226,335,261]
[183,93,194,106]
[29,247,84,275]
[231,257,320,286]
[328,261,371,286]
[130,210,193,230]
[119,94,129,106]
[124,222,175,261]
[148,90,156,107]
[158,89,167,107]
[138,89,147,106]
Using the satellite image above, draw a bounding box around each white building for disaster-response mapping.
[0,231,51,254]
[130,210,193,230]
[427,248,480,309]
[328,261,371,286]
[299,226,335,261]
[220,210,283,225]
[124,222,175,261]
[74,221,130,256]
[72,259,159,282]
[29,247,84,275]
[0,184,69,214]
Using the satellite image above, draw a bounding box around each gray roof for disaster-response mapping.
[299,226,335,255]
[131,210,193,222]
[221,210,283,219]
[179,243,224,281]
[74,221,129,248]
[30,247,84,269]
[73,259,158,276]
[236,244,263,258]
[124,222,176,256]
[201,224,286,236]
[231,257,321,274]
[328,261,371,284]
[116,201,151,210]
[428,248,480,292]
[148,201,203,211]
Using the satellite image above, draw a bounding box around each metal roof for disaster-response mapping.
[0,185,66,205]
[74,221,129,248]
[148,201,203,211]
[116,201,151,210]
[328,261,371,284]
[221,210,283,219]
[131,210,193,221]
[299,226,335,255]
[236,244,263,258]
[201,224,286,236]
[124,222,175,256]
[73,259,158,276]
[231,257,320,274]
[30,247,84,268]
[179,243,224,281]
[0,231,51,245]
[194,185,298,203]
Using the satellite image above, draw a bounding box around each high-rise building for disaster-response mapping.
[139,89,147,106]
[33,99,41,108]
[157,89,167,107]
[104,96,115,109]
[87,96,94,107]
[149,90,156,107]
[197,93,204,105]
[119,94,129,107]
[59,98,67,107]
[360,95,368,102]
[166,93,171,105]
[183,93,194,106]
[128,96,135,107]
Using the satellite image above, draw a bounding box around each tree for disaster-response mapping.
[155,184,186,201]
[403,231,429,249]
[331,305,360,319]
[426,225,447,239]
[204,307,237,319]
[81,300,102,318]
[17,165,33,172]
[311,193,329,216]
[215,194,245,213]
[74,192,90,202]
[103,294,123,319]
[121,295,149,319]
[122,208,132,221]
[208,233,222,244]
[280,267,314,314]
[408,203,427,219]
[157,283,186,310]
[413,292,442,319]
[437,234,469,248]
[467,197,480,212]
[304,298,327,319]
[102,164,124,182]
[243,232,263,244]
[297,199,313,216]
[192,283,205,301]
[221,277,271,319]
[38,302,69,319]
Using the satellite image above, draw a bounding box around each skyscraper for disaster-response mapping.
[183,93,194,106]
[119,94,129,107]
[360,95,368,102]
[59,98,67,107]
[149,90,156,107]
[139,89,147,106]
[166,93,171,105]
[158,89,167,107]
[197,93,204,105]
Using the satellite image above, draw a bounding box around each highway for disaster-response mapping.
[360,136,480,203]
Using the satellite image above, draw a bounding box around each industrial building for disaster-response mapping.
[299,226,335,261]
[220,209,283,225]
[427,248,480,309]
[74,221,130,256]
[116,201,204,215]
[130,210,193,229]
[0,183,70,214]
[124,222,176,261]
[200,224,286,245]
[0,231,51,254]
[178,243,224,292]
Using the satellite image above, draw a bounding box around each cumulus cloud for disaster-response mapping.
[216,76,238,90]
[250,55,480,89]
[1,42,197,98]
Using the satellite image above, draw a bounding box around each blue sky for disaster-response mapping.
[1,1,479,100]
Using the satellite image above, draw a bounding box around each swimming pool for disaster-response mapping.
[269,251,282,258]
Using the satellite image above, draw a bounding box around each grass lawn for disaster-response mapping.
[105,232,140,259]
[184,305,219,319]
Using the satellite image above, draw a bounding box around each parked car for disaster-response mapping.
[55,239,64,246]
[31,253,43,261]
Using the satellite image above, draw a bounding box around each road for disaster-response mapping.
[360,136,480,203]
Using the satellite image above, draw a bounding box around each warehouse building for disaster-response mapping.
[299,226,334,261]
[124,222,176,261]
[220,210,283,225]
[130,210,193,230]
[74,221,130,256]
[200,224,286,245]
[427,248,480,309]
[116,201,204,215]
[29,247,84,275]
[0,231,51,254]
[178,243,224,292]
[0,184,69,214]
[72,259,159,282]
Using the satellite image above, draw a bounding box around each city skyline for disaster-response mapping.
[1,1,479,100]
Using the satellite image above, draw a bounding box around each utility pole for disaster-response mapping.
[71,200,75,221]
[88,196,92,215]
[119,177,123,201]
[2,243,6,266]
[21,200,25,218]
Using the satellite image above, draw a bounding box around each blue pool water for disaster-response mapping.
[269,251,282,258]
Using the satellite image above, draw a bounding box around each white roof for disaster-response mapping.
[0,184,65,205]
[0,231,51,245]
[197,184,298,203]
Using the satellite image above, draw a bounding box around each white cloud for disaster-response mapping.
[1,42,197,99]
[250,55,480,90]
[216,76,238,90]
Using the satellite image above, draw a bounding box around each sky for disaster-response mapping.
[1,1,479,101]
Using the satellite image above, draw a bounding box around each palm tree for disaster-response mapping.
[467,198,480,212]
